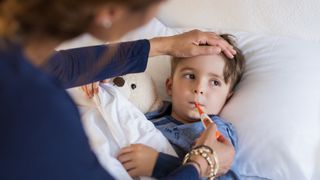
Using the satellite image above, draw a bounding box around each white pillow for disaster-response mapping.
[157,0,320,43]
[220,32,320,179]
[121,19,320,179]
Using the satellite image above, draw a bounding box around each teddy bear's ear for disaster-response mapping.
[113,77,125,87]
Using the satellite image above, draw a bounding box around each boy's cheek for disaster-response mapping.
[185,109,201,120]
[206,103,224,115]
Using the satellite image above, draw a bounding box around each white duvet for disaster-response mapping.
[68,83,177,180]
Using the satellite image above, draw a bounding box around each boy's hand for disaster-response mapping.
[81,82,99,98]
[80,79,109,98]
[117,144,159,178]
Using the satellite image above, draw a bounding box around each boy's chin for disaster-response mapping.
[172,110,202,123]
[186,112,201,122]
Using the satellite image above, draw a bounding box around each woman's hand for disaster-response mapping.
[191,123,235,177]
[149,29,236,59]
[117,144,159,178]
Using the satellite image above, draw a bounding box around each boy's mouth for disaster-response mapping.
[189,101,204,108]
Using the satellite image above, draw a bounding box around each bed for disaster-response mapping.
[58,0,320,179]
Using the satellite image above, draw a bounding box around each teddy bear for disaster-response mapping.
[109,72,163,114]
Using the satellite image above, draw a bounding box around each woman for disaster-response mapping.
[0,0,236,179]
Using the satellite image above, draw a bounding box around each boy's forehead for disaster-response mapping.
[176,54,225,71]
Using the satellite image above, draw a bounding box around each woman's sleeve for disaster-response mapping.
[161,164,199,180]
[152,153,181,178]
[154,153,199,180]
[45,40,150,88]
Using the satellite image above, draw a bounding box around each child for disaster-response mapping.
[117,34,245,179]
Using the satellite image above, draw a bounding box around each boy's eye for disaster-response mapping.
[211,80,221,87]
[184,74,195,79]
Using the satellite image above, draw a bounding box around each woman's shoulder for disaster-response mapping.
[0,39,21,56]
[0,41,75,118]
[0,40,24,74]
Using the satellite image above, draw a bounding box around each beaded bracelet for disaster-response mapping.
[193,145,213,154]
[182,146,219,180]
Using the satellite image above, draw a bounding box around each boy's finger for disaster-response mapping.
[117,153,133,164]
[83,85,90,98]
[93,83,99,94]
[117,146,133,156]
[80,86,85,94]
[128,168,139,178]
[88,85,94,97]
[85,85,93,98]
[122,161,136,171]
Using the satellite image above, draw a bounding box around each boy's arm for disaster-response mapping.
[117,144,181,179]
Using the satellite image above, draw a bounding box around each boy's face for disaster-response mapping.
[166,54,232,123]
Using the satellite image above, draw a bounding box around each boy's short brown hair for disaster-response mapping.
[171,34,245,91]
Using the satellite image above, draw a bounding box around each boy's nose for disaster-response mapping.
[193,80,205,95]
[193,89,204,95]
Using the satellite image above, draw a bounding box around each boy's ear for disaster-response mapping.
[165,77,173,96]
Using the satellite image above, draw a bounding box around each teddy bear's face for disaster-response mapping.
[110,73,160,113]
[113,76,137,91]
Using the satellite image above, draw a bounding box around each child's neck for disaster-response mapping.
[170,111,200,124]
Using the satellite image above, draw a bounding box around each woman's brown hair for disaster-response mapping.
[0,0,163,41]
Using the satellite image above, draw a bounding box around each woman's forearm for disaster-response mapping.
[45,40,149,88]
[149,36,173,57]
